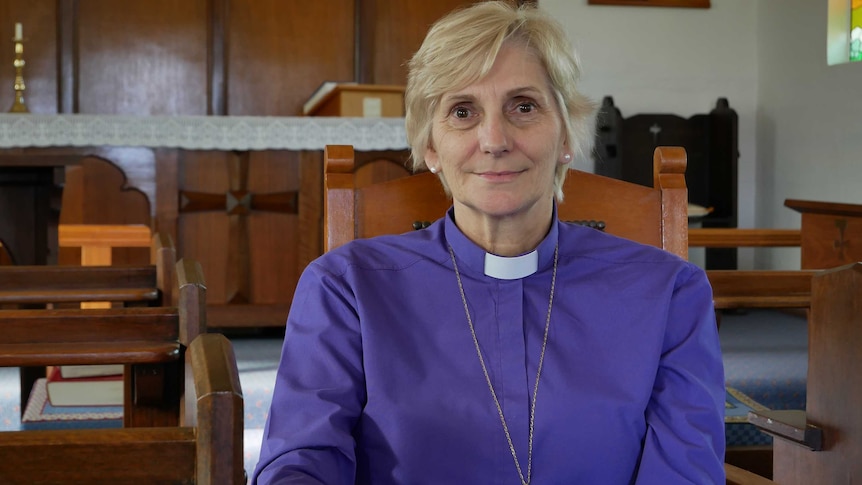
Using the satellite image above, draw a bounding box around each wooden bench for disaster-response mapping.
[690,198,862,270]
[725,462,776,485]
[0,332,244,484]
[0,231,175,309]
[707,269,816,311]
[0,258,205,427]
[0,232,177,413]
[748,262,862,484]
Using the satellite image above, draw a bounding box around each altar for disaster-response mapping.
[0,114,409,328]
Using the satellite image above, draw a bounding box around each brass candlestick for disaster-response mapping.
[9,32,29,113]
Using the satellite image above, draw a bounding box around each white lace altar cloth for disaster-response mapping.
[0,114,408,151]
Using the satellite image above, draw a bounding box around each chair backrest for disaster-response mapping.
[323,145,688,258]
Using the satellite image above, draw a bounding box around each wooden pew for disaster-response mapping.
[0,231,175,309]
[690,228,801,249]
[749,262,862,484]
[707,269,816,311]
[690,198,862,270]
[688,204,842,479]
[0,232,176,414]
[0,332,244,485]
[0,258,205,428]
[697,200,861,479]
[706,265,815,478]
[725,463,776,485]
[59,223,155,309]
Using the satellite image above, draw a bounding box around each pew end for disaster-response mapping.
[0,333,244,485]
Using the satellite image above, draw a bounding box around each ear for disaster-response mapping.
[425,145,440,171]
[557,140,571,166]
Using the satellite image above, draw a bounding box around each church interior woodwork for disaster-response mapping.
[0,0,477,328]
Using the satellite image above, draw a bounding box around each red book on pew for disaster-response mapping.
[46,366,124,407]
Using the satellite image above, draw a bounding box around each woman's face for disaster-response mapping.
[425,42,566,224]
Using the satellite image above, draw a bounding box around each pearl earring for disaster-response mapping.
[563,153,572,162]
[429,166,438,174]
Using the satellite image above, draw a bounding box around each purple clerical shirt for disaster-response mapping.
[253,209,725,484]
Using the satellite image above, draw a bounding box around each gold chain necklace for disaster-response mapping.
[448,244,559,485]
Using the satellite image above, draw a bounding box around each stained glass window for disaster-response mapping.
[852,1,862,62]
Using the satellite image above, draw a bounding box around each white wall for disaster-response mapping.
[542,0,759,267]
[756,0,862,269]
[543,0,862,270]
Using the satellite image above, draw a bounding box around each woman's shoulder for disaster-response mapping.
[311,222,446,276]
[558,222,708,294]
[559,221,692,268]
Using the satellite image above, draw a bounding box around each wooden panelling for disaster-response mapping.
[177,150,231,303]
[358,0,473,85]
[175,149,302,319]
[75,0,210,114]
[4,0,507,326]
[227,0,355,116]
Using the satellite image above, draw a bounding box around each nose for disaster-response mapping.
[478,112,511,156]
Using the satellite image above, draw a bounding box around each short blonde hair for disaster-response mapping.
[405,0,596,200]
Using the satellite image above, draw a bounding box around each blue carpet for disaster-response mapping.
[720,309,808,411]
[719,309,808,446]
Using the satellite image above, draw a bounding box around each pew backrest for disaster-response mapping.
[0,257,204,427]
[0,333,244,485]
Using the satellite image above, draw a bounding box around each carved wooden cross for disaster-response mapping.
[179,151,297,304]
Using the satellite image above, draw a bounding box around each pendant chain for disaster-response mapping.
[448,244,558,485]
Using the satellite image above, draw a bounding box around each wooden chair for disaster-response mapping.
[0,332,244,485]
[323,144,688,258]
[748,262,862,484]
[0,257,205,428]
[324,144,780,485]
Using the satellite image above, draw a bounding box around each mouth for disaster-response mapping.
[476,170,525,182]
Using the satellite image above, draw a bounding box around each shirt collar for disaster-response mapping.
[443,205,559,280]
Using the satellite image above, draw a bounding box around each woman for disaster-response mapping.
[253,2,725,484]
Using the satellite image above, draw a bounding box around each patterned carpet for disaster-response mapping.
[0,309,808,475]
[720,308,808,446]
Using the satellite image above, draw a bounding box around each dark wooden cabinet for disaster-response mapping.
[595,96,739,269]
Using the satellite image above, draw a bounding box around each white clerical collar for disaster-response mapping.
[484,250,538,280]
